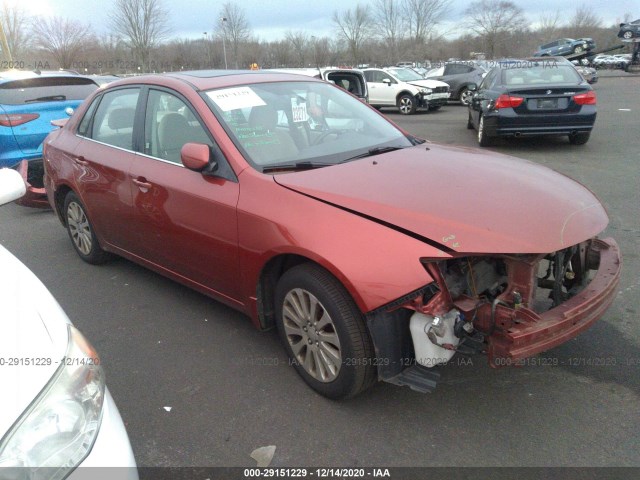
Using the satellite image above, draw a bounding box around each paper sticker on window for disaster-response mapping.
[291,98,308,122]
[207,87,266,112]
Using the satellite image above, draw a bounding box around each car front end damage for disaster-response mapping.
[367,236,621,392]
[14,159,49,208]
[418,86,450,109]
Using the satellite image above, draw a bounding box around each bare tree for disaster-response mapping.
[403,0,451,44]
[333,4,374,66]
[373,0,404,63]
[110,0,171,71]
[217,2,251,69]
[31,16,92,69]
[464,0,528,58]
[0,1,31,61]
[538,9,561,37]
[285,30,308,67]
[568,6,601,36]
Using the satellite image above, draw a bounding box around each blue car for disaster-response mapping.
[0,71,100,206]
[533,38,596,57]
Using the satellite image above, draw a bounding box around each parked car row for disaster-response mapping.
[591,53,632,69]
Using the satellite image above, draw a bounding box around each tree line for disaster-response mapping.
[0,0,634,74]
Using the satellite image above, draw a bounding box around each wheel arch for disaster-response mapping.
[256,252,364,331]
[53,183,74,226]
[396,89,418,103]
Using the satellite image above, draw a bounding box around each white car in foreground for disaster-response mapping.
[363,67,450,114]
[0,168,137,479]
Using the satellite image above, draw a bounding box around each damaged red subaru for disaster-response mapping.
[43,71,621,399]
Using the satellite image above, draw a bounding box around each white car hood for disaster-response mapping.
[407,79,449,89]
[0,245,70,437]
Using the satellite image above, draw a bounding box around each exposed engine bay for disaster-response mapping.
[366,237,619,393]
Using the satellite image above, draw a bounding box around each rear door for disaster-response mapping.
[72,87,140,251]
[128,87,242,301]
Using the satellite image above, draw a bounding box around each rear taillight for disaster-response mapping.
[494,94,524,109]
[0,113,40,127]
[573,90,596,105]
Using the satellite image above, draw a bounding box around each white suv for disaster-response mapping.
[363,67,450,114]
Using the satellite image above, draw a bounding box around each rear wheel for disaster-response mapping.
[64,192,111,264]
[397,94,417,115]
[275,263,376,399]
[459,87,473,105]
[477,115,492,146]
[573,45,584,54]
[569,132,590,145]
[622,31,633,40]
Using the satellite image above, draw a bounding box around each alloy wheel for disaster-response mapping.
[282,288,342,382]
[67,201,93,256]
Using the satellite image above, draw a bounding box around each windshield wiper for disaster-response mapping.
[262,161,333,173]
[343,145,406,162]
[24,95,66,103]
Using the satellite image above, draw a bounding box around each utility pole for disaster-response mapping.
[221,17,228,69]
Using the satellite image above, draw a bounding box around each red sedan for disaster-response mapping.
[43,71,621,399]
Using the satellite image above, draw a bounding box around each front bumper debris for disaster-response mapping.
[15,159,50,208]
[487,238,621,365]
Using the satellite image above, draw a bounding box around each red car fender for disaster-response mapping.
[236,170,450,324]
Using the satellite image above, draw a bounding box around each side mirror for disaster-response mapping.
[382,78,392,85]
[0,168,27,206]
[181,143,216,173]
[467,83,478,91]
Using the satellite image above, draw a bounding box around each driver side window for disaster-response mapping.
[144,90,212,164]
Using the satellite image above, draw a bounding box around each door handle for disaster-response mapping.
[133,178,152,190]
[73,155,88,166]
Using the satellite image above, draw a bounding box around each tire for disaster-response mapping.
[467,112,474,130]
[573,45,584,54]
[622,31,633,40]
[64,192,111,264]
[569,132,590,145]
[397,94,417,115]
[477,115,492,146]
[459,87,473,105]
[275,263,376,399]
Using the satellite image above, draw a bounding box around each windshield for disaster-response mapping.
[205,81,413,172]
[388,68,424,81]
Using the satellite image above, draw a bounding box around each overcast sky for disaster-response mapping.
[17,0,639,41]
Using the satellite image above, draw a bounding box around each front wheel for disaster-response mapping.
[622,31,633,40]
[573,45,584,54]
[459,87,473,105]
[397,94,417,115]
[275,263,376,399]
[64,192,111,264]
[569,132,590,145]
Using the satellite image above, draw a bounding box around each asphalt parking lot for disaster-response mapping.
[1,73,638,471]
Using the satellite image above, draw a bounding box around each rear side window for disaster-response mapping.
[0,77,98,105]
[89,88,140,150]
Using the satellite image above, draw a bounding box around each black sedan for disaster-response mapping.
[618,19,640,40]
[467,59,596,146]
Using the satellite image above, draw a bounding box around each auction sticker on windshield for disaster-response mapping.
[207,86,266,111]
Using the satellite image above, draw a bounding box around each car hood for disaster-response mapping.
[407,79,449,89]
[0,245,69,437]
[273,143,608,254]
